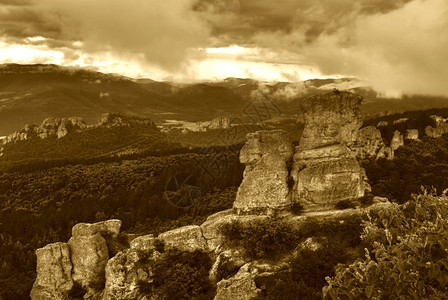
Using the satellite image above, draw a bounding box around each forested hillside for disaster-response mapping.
[0,152,243,299]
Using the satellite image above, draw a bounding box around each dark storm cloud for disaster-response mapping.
[0,4,61,39]
[194,0,415,46]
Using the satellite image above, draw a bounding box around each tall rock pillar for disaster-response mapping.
[292,91,367,211]
[233,130,294,215]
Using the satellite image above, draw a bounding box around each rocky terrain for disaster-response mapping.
[30,90,404,299]
[2,113,157,146]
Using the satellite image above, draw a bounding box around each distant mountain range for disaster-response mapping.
[1,63,448,135]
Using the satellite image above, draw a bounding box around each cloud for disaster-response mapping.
[249,0,448,96]
[0,0,210,71]
[38,0,211,71]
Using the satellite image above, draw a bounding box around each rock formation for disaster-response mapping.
[2,116,87,144]
[390,130,404,151]
[233,130,294,215]
[291,91,367,211]
[30,243,73,300]
[405,129,419,140]
[2,113,156,146]
[214,263,262,300]
[352,126,385,160]
[298,91,362,150]
[31,90,397,299]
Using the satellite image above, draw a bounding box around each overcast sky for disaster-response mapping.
[0,0,447,96]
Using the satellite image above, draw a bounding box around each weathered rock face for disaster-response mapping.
[68,233,109,291]
[158,225,208,252]
[376,146,394,160]
[215,263,262,300]
[292,91,367,211]
[233,130,294,215]
[293,145,366,211]
[102,246,161,300]
[405,129,419,140]
[3,116,87,144]
[68,220,121,293]
[390,130,404,151]
[209,117,231,130]
[298,91,363,150]
[30,243,73,300]
[352,126,385,160]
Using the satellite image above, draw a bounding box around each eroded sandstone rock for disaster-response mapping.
[292,91,367,211]
[293,145,366,211]
[215,263,262,300]
[299,91,363,150]
[376,146,394,160]
[158,225,208,252]
[72,219,122,238]
[68,233,109,291]
[390,130,404,151]
[352,126,385,160]
[233,130,294,215]
[102,248,161,300]
[30,242,73,300]
[405,129,419,140]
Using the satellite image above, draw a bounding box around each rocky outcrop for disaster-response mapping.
[209,117,231,130]
[405,129,419,140]
[292,91,367,211]
[68,221,123,294]
[298,91,362,150]
[31,220,123,299]
[376,146,394,160]
[2,113,156,145]
[103,245,161,300]
[2,116,87,144]
[233,130,294,215]
[352,126,385,160]
[30,243,73,300]
[215,263,262,300]
[390,130,404,151]
[158,225,208,252]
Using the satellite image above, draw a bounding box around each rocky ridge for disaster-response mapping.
[1,113,156,145]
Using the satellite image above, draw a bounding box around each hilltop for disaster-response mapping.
[2,64,448,136]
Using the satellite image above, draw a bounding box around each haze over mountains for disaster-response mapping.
[1,63,448,136]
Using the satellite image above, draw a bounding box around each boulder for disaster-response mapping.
[72,219,122,238]
[158,225,208,252]
[298,91,363,150]
[352,126,385,160]
[293,145,366,211]
[215,263,262,300]
[68,233,109,290]
[233,130,294,215]
[425,123,448,138]
[102,248,161,300]
[390,130,404,151]
[130,234,156,251]
[405,129,419,140]
[376,146,394,160]
[30,243,73,300]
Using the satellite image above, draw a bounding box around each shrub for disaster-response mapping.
[149,249,214,299]
[335,199,357,210]
[220,220,300,260]
[255,272,320,300]
[291,240,350,290]
[324,192,448,299]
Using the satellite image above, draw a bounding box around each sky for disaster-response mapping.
[0,0,447,96]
